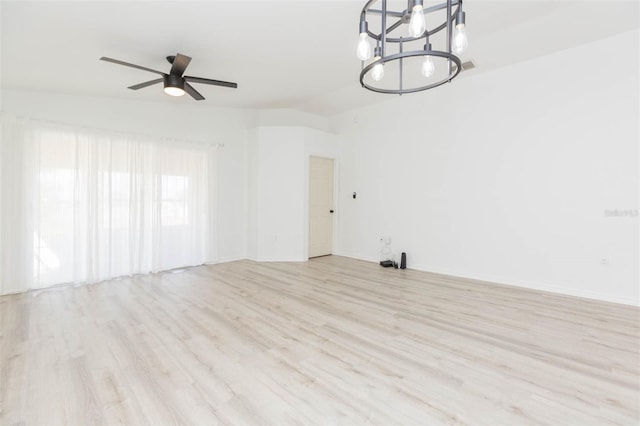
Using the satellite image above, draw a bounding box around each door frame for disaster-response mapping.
[303,155,339,260]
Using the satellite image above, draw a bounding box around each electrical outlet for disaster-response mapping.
[600,258,608,266]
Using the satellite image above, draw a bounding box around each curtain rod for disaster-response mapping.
[0,112,225,149]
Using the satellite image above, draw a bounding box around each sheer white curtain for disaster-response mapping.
[0,115,218,294]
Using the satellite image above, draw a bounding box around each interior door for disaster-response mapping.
[308,156,334,258]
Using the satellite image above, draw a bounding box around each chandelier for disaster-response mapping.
[356,0,468,94]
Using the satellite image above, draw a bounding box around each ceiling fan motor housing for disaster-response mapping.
[164,74,184,90]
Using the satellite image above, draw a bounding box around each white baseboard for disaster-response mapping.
[333,251,378,263]
[210,256,246,264]
[0,288,24,297]
[237,254,308,263]
[416,265,639,307]
[6,252,636,306]
[256,256,308,262]
[333,252,639,307]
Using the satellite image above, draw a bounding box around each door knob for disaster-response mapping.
[329,210,334,213]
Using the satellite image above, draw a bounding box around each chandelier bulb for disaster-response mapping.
[371,56,384,82]
[356,33,372,61]
[452,10,468,54]
[452,23,468,54]
[421,56,435,78]
[408,3,426,37]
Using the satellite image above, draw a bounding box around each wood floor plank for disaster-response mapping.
[1,256,638,425]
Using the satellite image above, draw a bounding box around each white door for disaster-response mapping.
[309,157,334,258]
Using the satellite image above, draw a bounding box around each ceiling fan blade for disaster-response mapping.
[100,57,165,76]
[184,83,205,101]
[184,76,238,89]
[128,78,164,90]
[170,53,192,76]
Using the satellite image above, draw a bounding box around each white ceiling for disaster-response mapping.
[1,1,638,116]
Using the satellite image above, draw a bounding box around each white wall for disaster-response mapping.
[258,109,330,133]
[331,30,639,305]
[255,127,306,261]
[247,126,339,261]
[246,127,260,261]
[1,89,255,263]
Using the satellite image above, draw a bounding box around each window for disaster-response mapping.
[0,116,217,292]
[162,175,189,226]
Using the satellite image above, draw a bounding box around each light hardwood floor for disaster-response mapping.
[1,256,639,425]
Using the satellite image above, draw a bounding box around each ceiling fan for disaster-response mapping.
[100,53,238,101]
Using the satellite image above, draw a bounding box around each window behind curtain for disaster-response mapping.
[1,117,217,292]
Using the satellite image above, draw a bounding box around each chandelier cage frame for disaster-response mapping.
[358,0,466,95]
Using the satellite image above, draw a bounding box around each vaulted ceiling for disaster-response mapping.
[2,1,638,115]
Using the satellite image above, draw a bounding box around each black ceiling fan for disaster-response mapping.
[100,53,238,101]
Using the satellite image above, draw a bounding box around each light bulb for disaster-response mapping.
[452,24,468,54]
[356,33,372,61]
[421,56,435,78]
[164,87,185,96]
[408,5,426,37]
[371,58,384,82]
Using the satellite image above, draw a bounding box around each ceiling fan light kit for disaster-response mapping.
[357,0,468,95]
[100,53,238,101]
[163,74,186,97]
